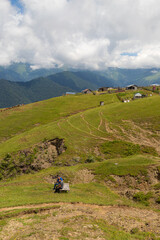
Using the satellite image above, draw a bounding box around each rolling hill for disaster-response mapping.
[0,71,113,108]
[0,91,160,239]
[1,63,160,108]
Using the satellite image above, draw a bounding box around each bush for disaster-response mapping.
[141,145,158,156]
[130,227,139,234]
[100,140,158,159]
[156,196,160,204]
[133,191,153,206]
[85,155,95,163]
[101,140,141,158]
[0,151,36,181]
[154,183,160,190]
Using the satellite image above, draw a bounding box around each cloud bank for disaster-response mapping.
[1,0,160,69]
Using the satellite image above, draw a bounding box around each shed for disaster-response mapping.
[100,101,104,106]
[82,89,93,94]
[98,87,109,92]
[126,84,138,90]
[134,93,142,99]
[66,92,76,95]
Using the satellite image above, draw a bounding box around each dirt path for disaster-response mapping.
[0,202,160,240]
[80,113,92,134]
[98,111,103,131]
[66,118,109,141]
[57,119,72,137]
[0,202,62,213]
[118,120,160,153]
[80,112,107,135]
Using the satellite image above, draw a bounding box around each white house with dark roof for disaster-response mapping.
[134,93,142,99]
[126,84,138,90]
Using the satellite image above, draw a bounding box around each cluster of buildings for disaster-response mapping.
[66,83,159,102]
[80,84,139,95]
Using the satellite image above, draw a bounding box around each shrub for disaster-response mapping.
[101,140,141,158]
[154,183,160,190]
[141,145,158,156]
[156,196,160,204]
[85,155,95,163]
[133,191,153,206]
[100,140,158,159]
[130,227,139,234]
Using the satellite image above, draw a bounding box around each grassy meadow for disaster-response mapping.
[0,154,157,208]
[0,92,160,239]
[0,94,159,158]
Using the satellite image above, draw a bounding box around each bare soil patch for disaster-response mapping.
[0,202,160,239]
[118,120,160,153]
[73,169,95,184]
[105,165,160,207]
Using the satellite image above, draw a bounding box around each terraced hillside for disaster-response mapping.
[0,92,160,239]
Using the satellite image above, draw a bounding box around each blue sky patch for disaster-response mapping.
[121,52,138,57]
[10,0,24,12]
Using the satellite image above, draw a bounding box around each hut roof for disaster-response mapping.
[66,92,76,95]
[82,89,92,92]
[126,84,138,88]
[134,93,142,97]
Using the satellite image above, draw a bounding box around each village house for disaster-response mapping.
[126,84,138,90]
[134,93,142,99]
[66,92,76,95]
[98,87,110,92]
[81,89,93,94]
[151,83,159,86]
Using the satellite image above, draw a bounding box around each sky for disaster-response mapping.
[0,0,160,69]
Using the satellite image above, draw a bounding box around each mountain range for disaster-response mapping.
[1,63,160,85]
[0,71,114,108]
[0,63,160,108]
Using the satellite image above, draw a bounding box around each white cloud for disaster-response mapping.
[1,0,160,68]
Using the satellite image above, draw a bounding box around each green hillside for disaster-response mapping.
[0,71,114,108]
[0,93,160,239]
[0,94,159,156]
[1,65,160,108]
[0,77,73,108]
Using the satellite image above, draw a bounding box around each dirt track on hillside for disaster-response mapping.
[0,202,160,239]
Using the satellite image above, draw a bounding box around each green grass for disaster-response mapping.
[1,210,159,240]
[0,181,120,208]
[0,93,119,143]
[96,219,158,240]
[0,93,159,211]
[101,95,160,122]
[0,91,160,239]
[117,89,152,102]
[133,191,153,206]
[100,140,158,159]
[156,196,160,204]
[0,94,159,160]
[87,155,154,178]
[0,155,157,208]
[0,205,60,220]
[154,183,160,190]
